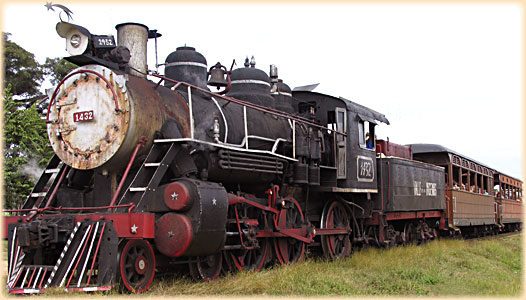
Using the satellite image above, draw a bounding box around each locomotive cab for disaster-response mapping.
[292,91,389,192]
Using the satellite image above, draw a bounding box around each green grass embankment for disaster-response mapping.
[30,234,526,297]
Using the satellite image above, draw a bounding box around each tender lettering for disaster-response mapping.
[414,181,437,197]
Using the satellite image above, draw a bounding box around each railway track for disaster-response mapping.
[472,230,522,241]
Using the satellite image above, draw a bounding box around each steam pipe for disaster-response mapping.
[44,165,70,209]
[109,136,148,209]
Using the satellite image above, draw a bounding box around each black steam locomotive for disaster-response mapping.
[4,21,522,294]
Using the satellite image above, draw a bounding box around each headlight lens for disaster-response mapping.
[70,34,81,48]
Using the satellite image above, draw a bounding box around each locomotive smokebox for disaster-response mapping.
[116,23,148,78]
[47,64,190,171]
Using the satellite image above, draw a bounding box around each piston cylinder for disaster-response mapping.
[148,180,193,211]
[154,179,228,257]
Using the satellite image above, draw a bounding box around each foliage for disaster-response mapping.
[3,86,54,209]
[2,32,75,209]
[42,57,77,85]
[3,33,44,99]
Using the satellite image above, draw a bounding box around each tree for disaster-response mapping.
[42,57,76,85]
[3,86,54,209]
[2,33,75,209]
[3,33,44,99]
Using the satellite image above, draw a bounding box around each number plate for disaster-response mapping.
[357,156,374,182]
[93,35,115,48]
[73,110,94,122]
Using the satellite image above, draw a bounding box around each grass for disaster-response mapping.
[9,234,524,297]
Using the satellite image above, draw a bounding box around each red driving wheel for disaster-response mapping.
[273,197,306,265]
[119,239,155,293]
[321,201,352,259]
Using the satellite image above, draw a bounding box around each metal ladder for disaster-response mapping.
[117,141,180,211]
[21,154,68,210]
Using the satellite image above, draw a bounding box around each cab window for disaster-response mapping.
[359,120,375,150]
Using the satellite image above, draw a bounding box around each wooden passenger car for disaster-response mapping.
[494,172,523,231]
[410,144,498,236]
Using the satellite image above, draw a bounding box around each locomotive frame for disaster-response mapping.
[3,20,522,294]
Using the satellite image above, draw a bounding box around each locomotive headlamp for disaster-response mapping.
[56,21,90,56]
[70,34,81,48]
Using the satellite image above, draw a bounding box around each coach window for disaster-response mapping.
[359,120,375,150]
[461,169,469,191]
[473,173,477,192]
[452,166,461,190]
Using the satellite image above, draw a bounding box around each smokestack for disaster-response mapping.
[116,22,148,78]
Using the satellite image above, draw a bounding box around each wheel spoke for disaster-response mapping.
[335,208,342,223]
[321,201,351,259]
[274,198,305,265]
[120,239,155,293]
[192,253,222,281]
[228,203,270,272]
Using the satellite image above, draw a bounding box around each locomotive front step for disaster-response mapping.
[7,220,118,294]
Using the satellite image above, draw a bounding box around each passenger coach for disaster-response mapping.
[411,144,522,236]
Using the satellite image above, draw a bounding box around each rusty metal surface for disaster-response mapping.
[47,65,190,171]
[375,139,412,159]
[47,65,131,170]
[451,190,495,226]
[116,23,148,78]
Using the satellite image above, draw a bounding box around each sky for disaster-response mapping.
[2,2,524,180]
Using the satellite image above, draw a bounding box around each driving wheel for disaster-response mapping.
[189,252,222,281]
[231,238,269,272]
[274,197,306,265]
[320,201,352,259]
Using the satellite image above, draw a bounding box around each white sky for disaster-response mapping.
[2,2,524,180]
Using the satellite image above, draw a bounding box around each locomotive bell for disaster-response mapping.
[207,62,228,88]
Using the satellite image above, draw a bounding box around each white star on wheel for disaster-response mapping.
[171,192,178,200]
[131,224,138,233]
[212,198,217,205]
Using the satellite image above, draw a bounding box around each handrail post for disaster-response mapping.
[188,86,194,139]
[243,106,248,150]
[292,120,296,159]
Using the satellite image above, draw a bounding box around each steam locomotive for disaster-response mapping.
[4,21,522,294]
